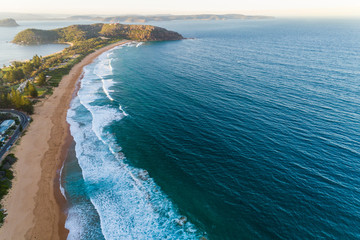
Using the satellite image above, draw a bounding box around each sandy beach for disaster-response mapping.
[0,40,130,240]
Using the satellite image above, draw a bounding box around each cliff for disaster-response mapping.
[12,23,183,45]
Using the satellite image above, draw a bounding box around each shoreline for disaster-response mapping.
[5,42,72,66]
[42,42,74,59]
[0,40,130,240]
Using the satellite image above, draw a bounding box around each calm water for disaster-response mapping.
[64,19,360,239]
[0,20,96,66]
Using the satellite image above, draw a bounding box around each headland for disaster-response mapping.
[0,18,19,27]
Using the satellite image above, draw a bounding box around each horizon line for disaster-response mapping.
[1,9,360,18]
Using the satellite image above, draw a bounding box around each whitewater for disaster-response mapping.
[64,43,200,239]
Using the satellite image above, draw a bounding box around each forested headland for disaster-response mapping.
[13,23,183,45]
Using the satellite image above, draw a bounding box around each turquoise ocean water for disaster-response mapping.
[62,19,360,239]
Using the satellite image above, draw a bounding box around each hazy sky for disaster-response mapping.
[2,0,360,17]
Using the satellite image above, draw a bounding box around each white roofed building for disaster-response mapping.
[0,120,15,136]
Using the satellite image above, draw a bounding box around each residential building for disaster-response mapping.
[0,120,15,136]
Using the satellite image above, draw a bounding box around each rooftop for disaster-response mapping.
[0,119,15,134]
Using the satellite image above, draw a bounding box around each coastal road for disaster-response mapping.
[0,109,30,161]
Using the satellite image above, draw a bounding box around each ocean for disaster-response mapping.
[63,19,360,239]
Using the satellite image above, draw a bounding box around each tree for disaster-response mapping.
[23,62,34,77]
[0,92,11,108]
[16,69,25,81]
[11,61,23,68]
[28,83,38,98]
[10,88,22,108]
[32,55,41,68]
[37,72,46,86]
[7,89,34,114]
[4,69,25,83]
[4,71,14,82]
[24,81,29,95]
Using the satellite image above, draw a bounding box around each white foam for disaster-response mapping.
[59,161,66,200]
[119,105,129,117]
[65,50,200,239]
[66,202,86,240]
[102,82,114,101]
[65,195,104,240]
[93,52,115,102]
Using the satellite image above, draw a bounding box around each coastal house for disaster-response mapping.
[0,120,15,136]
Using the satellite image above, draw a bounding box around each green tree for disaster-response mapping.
[28,83,38,98]
[0,93,11,108]
[4,71,14,82]
[7,89,33,114]
[37,72,46,86]
[24,81,30,95]
[15,68,25,81]
[10,88,22,108]
[23,62,34,77]
[11,61,23,68]
[4,69,25,83]
[32,55,41,68]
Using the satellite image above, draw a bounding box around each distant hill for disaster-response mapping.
[67,14,274,23]
[0,12,73,20]
[0,18,19,27]
[12,23,183,45]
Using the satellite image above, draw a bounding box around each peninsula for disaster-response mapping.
[0,23,183,239]
[12,23,183,45]
[0,18,19,27]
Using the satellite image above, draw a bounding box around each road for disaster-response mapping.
[0,109,30,161]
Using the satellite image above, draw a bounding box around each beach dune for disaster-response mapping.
[0,40,130,240]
